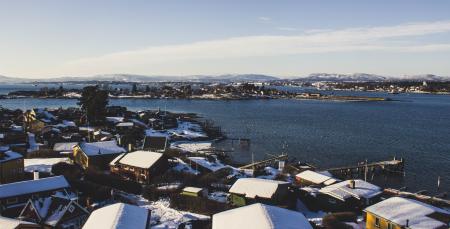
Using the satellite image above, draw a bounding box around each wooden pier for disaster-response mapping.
[239,154,288,170]
[326,157,405,177]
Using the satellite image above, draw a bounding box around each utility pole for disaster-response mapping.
[364,159,368,182]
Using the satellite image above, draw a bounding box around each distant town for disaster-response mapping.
[0,83,449,229]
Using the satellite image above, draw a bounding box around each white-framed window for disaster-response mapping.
[375,217,380,228]
[68,204,75,213]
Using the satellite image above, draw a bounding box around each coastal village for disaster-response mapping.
[0,86,449,229]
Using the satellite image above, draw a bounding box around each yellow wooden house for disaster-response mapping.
[364,197,450,229]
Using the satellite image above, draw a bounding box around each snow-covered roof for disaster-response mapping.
[183,187,204,193]
[187,156,227,172]
[0,176,69,199]
[106,117,125,123]
[229,178,289,199]
[83,203,150,229]
[170,141,212,153]
[365,197,450,229]
[116,122,134,127]
[111,151,164,169]
[145,129,169,138]
[0,150,22,163]
[79,126,95,132]
[24,158,71,173]
[212,203,312,229]
[35,108,56,120]
[319,179,382,201]
[53,142,78,152]
[296,170,338,185]
[33,194,87,226]
[62,120,77,127]
[93,130,112,136]
[0,216,38,229]
[79,140,126,156]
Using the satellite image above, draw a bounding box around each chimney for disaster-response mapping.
[33,171,40,180]
[128,143,133,152]
[278,160,285,172]
[406,219,409,227]
[349,180,356,189]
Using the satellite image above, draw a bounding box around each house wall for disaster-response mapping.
[230,194,246,206]
[73,146,89,169]
[110,165,150,184]
[0,188,66,215]
[366,212,402,229]
[0,158,24,184]
[110,156,168,184]
[15,224,41,229]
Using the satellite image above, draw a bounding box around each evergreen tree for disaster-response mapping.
[77,86,109,125]
[132,83,138,94]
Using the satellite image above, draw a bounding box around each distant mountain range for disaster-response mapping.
[293,73,450,82]
[0,73,449,83]
[0,74,280,83]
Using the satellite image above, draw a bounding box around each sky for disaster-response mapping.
[1,0,450,78]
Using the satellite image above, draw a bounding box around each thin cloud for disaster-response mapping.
[59,21,450,75]
[258,16,272,22]
[277,27,298,31]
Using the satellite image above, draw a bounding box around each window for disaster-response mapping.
[68,204,75,213]
[375,217,380,228]
[6,197,18,204]
[387,223,393,229]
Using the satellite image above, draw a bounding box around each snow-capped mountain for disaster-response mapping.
[193,74,279,82]
[0,75,31,83]
[297,73,388,82]
[396,74,450,82]
[0,74,280,83]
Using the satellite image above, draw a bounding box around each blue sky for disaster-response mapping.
[1,0,450,78]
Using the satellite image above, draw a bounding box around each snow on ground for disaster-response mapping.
[27,133,42,153]
[170,141,212,153]
[207,192,229,203]
[171,158,200,175]
[156,183,183,191]
[64,92,81,98]
[146,121,207,140]
[146,198,209,229]
[118,193,209,229]
[169,121,207,139]
[24,158,71,173]
[256,167,280,180]
[188,156,227,172]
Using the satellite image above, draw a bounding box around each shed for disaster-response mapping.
[229,178,290,206]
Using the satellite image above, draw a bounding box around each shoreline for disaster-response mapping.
[0,94,392,102]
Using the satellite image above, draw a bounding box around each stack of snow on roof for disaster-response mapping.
[212,203,313,229]
[83,203,151,229]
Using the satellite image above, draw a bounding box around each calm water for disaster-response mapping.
[0,85,449,195]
